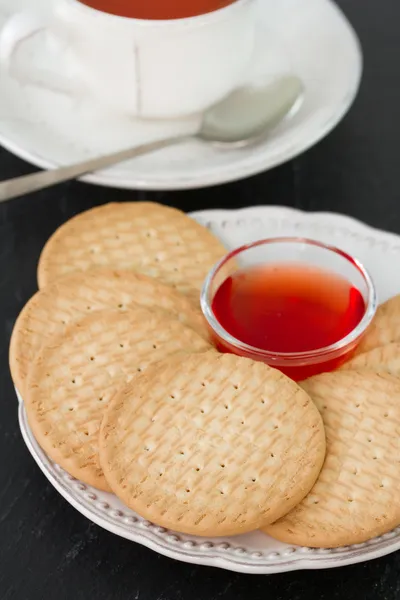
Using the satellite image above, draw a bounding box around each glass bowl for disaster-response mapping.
[201,237,377,381]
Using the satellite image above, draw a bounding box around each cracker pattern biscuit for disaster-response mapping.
[25,307,210,491]
[99,353,326,537]
[37,202,227,295]
[265,371,400,548]
[342,342,400,377]
[357,295,400,354]
[10,268,208,395]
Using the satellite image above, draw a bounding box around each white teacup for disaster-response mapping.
[0,0,257,119]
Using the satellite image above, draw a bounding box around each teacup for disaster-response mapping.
[0,0,257,118]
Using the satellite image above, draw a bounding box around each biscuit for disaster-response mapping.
[99,353,326,537]
[10,268,207,395]
[342,343,400,377]
[357,295,400,354]
[265,370,400,547]
[37,202,227,296]
[25,307,210,491]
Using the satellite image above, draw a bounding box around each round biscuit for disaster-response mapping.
[37,202,227,294]
[99,353,326,537]
[342,342,400,377]
[357,295,400,354]
[25,307,210,491]
[10,268,208,396]
[265,370,400,548]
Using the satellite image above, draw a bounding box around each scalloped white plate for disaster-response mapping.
[16,206,400,573]
[0,0,361,190]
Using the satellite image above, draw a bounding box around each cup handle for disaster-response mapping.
[0,11,80,96]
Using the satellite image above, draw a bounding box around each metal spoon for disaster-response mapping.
[0,75,302,202]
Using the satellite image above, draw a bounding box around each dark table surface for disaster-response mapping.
[2,1,400,598]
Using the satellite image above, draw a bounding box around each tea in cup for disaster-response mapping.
[79,0,240,20]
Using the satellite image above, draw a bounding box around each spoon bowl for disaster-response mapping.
[200,75,303,144]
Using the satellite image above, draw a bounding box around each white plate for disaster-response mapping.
[16,206,400,574]
[0,0,362,190]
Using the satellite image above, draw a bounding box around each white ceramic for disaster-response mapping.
[0,0,362,190]
[0,0,257,118]
[16,206,400,574]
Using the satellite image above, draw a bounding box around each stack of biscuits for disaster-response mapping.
[9,201,400,547]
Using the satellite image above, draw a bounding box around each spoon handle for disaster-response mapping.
[0,135,187,203]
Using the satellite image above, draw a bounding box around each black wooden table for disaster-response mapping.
[1,1,400,598]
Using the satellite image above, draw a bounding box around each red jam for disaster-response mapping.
[211,263,366,380]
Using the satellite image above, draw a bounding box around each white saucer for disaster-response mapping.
[0,0,362,190]
[16,206,400,574]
